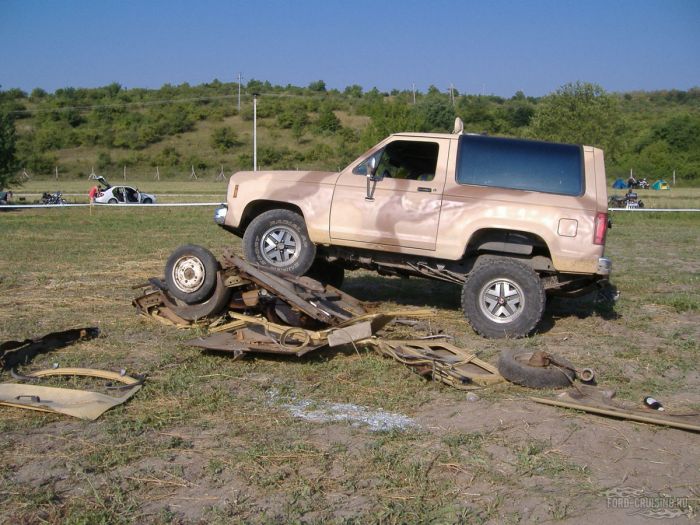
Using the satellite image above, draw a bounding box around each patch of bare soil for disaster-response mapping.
[416,397,699,523]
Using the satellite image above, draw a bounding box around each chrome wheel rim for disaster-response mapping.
[171,256,206,293]
[479,278,524,323]
[259,226,299,266]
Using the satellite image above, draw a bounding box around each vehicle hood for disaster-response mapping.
[231,170,339,185]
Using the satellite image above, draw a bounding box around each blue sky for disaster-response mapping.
[1,0,698,97]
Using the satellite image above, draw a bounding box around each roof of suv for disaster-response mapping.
[391,131,460,140]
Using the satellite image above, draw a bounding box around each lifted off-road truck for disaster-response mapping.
[213,120,613,338]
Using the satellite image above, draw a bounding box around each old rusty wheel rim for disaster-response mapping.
[171,255,206,294]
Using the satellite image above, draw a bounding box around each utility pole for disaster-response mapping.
[449,83,455,106]
[412,83,416,104]
[253,93,258,172]
[237,72,242,112]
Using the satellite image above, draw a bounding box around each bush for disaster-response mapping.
[96,151,112,170]
[277,106,309,130]
[308,80,327,92]
[211,126,240,152]
[151,146,181,167]
[314,106,342,134]
[186,155,208,171]
[20,151,57,175]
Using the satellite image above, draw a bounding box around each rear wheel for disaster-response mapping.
[164,244,220,304]
[243,209,316,275]
[108,198,117,204]
[462,258,545,338]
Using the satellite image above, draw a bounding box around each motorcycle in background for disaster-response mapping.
[609,190,644,208]
[41,192,67,205]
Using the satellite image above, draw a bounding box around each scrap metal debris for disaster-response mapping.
[0,367,143,420]
[134,250,365,325]
[133,248,501,391]
[0,327,100,370]
[374,340,505,390]
[532,385,700,433]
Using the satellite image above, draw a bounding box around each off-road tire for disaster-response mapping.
[306,258,345,289]
[243,209,316,275]
[164,244,221,305]
[498,349,575,388]
[462,258,545,339]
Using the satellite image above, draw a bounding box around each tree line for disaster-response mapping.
[1,79,699,188]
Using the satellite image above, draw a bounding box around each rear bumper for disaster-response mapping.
[597,257,612,276]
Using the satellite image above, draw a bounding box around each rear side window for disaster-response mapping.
[456,135,583,196]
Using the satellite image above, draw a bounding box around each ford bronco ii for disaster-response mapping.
[213,120,613,338]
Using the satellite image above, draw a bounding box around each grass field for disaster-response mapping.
[9,178,700,209]
[0,203,698,523]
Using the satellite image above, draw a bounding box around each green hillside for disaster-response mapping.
[2,80,700,186]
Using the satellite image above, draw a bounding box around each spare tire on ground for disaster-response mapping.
[498,349,575,389]
[164,244,221,305]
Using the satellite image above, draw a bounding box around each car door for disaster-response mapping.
[329,137,450,251]
[124,187,139,203]
[113,187,125,203]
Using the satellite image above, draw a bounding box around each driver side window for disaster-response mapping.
[352,140,439,181]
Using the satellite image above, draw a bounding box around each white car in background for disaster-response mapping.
[91,176,156,204]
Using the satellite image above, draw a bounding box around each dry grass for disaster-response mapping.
[0,205,698,523]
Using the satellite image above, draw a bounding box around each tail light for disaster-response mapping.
[594,212,608,245]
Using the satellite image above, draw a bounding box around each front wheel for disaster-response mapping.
[243,209,316,275]
[461,258,545,339]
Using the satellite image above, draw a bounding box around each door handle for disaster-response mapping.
[417,187,433,193]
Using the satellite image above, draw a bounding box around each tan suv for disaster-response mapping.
[214,122,613,338]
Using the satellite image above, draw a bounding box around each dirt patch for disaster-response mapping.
[416,396,699,523]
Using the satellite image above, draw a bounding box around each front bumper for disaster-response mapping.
[214,204,227,225]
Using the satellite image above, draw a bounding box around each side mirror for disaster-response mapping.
[365,157,379,201]
[367,157,378,180]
